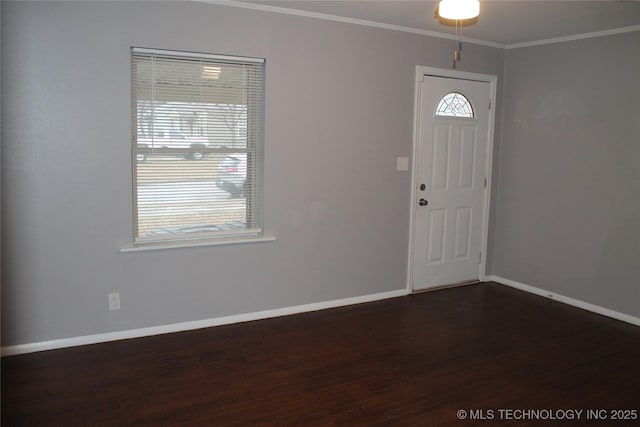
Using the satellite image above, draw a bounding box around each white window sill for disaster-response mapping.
[120,235,276,253]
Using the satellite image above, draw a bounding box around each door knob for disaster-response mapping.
[419,199,428,206]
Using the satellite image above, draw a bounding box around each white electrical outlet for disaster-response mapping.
[108,292,120,311]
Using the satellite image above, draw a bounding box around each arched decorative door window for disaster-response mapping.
[435,92,474,118]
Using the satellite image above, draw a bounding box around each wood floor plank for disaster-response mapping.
[2,283,640,426]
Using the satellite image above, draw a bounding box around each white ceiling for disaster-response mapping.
[235,0,640,47]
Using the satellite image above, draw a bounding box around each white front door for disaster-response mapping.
[411,72,492,291]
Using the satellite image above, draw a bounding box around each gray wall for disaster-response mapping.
[493,31,640,317]
[1,1,505,346]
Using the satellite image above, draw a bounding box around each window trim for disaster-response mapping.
[120,235,275,253]
[132,47,264,65]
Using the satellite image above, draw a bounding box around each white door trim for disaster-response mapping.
[407,66,497,293]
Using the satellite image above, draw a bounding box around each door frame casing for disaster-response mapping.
[407,66,498,293]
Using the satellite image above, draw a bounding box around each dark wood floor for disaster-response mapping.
[2,282,640,426]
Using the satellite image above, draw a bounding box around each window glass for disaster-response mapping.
[435,92,474,118]
[131,48,264,243]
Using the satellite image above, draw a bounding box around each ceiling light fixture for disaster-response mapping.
[438,0,480,20]
[437,0,480,69]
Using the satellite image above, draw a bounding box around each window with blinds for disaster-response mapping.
[131,48,265,243]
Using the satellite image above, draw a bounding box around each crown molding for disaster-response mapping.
[197,1,640,51]
[197,0,506,49]
[506,24,640,49]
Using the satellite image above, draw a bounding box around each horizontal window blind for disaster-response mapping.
[131,48,264,243]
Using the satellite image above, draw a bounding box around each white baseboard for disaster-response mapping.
[485,275,640,327]
[1,288,408,357]
[6,278,636,357]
